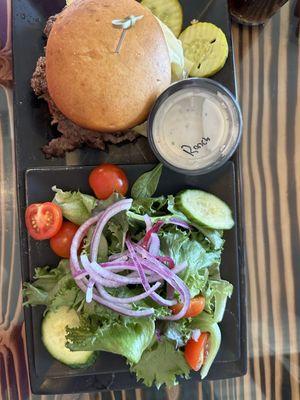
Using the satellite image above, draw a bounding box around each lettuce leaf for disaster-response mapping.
[131,196,167,216]
[158,18,185,80]
[163,319,193,348]
[131,338,190,388]
[132,121,147,137]
[90,192,128,254]
[66,316,154,364]
[92,192,123,213]
[23,260,84,312]
[197,227,224,252]
[157,224,231,321]
[159,226,221,297]
[24,264,155,364]
[202,279,233,323]
[52,186,97,225]
[82,228,108,262]
[104,213,128,255]
[156,18,194,80]
[66,303,155,364]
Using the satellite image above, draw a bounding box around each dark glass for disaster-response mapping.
[228,0,288,25]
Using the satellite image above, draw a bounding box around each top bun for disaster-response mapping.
[46,0,171,132]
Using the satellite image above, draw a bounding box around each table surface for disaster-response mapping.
[0,0,299,399]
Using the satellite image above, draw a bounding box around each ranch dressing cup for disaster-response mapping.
[148,78,242,175]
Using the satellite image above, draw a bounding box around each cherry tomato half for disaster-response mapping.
[50,221,79,258]
[25,202,63,240]
[89,164,128,200]
[184,332,210,371]
[171,296,205,318]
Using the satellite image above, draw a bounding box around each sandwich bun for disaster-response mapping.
[46,0,171,132]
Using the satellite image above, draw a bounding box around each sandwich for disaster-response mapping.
[31,0,185,157]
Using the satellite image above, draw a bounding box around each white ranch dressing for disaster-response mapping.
[151,86,240,172]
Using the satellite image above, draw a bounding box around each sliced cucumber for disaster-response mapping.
[42,306,96,368]
[141,0,183,37]
[179,22,228,77]
[175,190,234,230]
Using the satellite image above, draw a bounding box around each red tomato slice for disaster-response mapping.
[89,163,128,200]
[184,332,210,371]
[50,221,79,258]
[25,202,63,240]
[171,296,205,318]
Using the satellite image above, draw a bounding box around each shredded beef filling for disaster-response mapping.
[31,15,137,158]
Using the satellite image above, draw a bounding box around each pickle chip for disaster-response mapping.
[141,0,183,37]
[179,22,229,77]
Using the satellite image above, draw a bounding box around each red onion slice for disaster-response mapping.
[168,218,191,230]
[100,260,154,275]
[71,267,154,316]
[96,281,161,304]
[70,213,102,275]
[142,220,165,249]
[132,244,191,320]
[192,329,201,342]
[100,260,134,268]
[81,255,162,288]
[144,214,152,232]
[90,284,154,316]
[73,270,88,280]
[90,260,148,285]
[108,254,129,262]
[90,199,132,262]
[148,233,160,256]
[156,256,175,269]
[86,279,95,303]
[127,261,187,281]
[80,254,119,287]
[81,254,154,286]
[126,240,177,307]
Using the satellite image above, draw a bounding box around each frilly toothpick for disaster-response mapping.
[112,15,144,54]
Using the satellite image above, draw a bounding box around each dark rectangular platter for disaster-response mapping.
[13,0,247,394]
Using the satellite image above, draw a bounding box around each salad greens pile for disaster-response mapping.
[23,164,233,388]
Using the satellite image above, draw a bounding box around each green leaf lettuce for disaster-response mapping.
[23,260,84,312]
[52,186,97,225]
[159,226,221,297]
[163,319,193,348]
[202,279,233,323]
[66,311,155,364]
[131,338,189,388]
[131,196,167,216]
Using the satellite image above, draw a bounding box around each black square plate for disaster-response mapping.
[24,163,247,394]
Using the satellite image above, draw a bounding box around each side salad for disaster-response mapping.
[23,164,234,388]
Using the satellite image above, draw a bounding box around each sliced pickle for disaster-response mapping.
[141,0,183,37]
[179,22,228,77]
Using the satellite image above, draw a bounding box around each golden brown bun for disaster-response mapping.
[46,0,171,132]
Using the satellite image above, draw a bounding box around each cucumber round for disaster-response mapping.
[141,0,183,37]
[175,190,234,230]
[42,306,96,368]
[179,22,228,77]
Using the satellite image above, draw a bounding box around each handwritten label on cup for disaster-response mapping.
[181,137,211,157]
